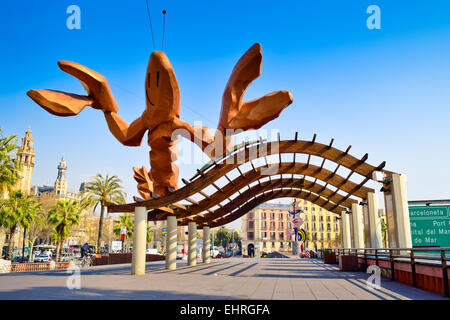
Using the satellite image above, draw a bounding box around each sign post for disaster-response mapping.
[120,227,127,253]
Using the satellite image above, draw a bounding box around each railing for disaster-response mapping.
[319,247,450,297]
[10,262,72,272]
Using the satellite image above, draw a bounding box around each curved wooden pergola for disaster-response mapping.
[108,133,389,228]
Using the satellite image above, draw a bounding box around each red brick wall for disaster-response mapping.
[93,253,165,266]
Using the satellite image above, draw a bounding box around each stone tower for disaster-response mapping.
[16,128,35,194]
[54,155,67,196]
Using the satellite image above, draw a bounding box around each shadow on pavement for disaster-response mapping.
[0,286,242,300]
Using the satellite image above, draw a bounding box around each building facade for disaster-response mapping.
[241,200,341,257]
[31,156,105,247]
[16,129,35,195]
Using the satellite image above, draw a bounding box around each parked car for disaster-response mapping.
[60,253,76,262]
[211,248,220,258]
[261,252,268,258]
[176,253,184,260]
[223,251,233,258]
[34,255,52,262]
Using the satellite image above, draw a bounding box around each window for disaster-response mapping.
[280,242,284,248]
[270,222,275,229]
[249,212,253,219]
[262,232,267,239]
[247,232,254,240]
[319,215,323,221]
[327,223,331,231]
[279,213,283,219]
[320,223,324,231]
[272,242,275,247]
[312,207,316,212]
[262,211,266,219]
[248,221,254,229]
[263,242,266,248]
[312,233,317,240]
[270,212,275,220]
[262,221,267,229]
[327,216,331,222]
[279,232,284,240]
[312,223,316,231]
[271,232,276,240]
[279,221,284,228]
[334,223,338,230]
[304,207,308,212]
[312,215,316,221]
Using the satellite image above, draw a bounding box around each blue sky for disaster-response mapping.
[1,1,450,228]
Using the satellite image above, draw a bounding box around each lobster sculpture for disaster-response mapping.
[27,43,293,199]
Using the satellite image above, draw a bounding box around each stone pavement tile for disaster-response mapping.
[272,293,294,300]
[321,279,358,300]
[229,278,261,298]
[305,280,338,300]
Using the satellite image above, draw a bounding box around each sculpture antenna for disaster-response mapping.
[162,10,167,51]
[146,0,156,50]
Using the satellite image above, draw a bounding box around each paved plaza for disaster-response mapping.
[0,258,447,300]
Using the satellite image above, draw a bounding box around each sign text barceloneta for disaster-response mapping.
[409,205,450,249]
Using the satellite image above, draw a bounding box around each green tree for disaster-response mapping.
[0,128,21,198]
[0,190,37,260]
[113,214,153,252]
[19,199,42,262]
[231,231,242,250]
[47,199,81,261]
[0,128,21,256]
[214,227,231,251]
[26,208,48,262]
[113,213,134,242]
[84,174,126,252]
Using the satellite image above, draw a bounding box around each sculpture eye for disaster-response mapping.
[156,72,160,88]
[147,73,151,88]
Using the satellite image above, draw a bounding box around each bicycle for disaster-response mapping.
[77,254,94,268]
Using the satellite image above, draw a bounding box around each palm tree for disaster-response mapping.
[84,174,126,252]
[0,190,36,260]
[47,199,81,261]
[0,128,21,198]
[113,213,134,244]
